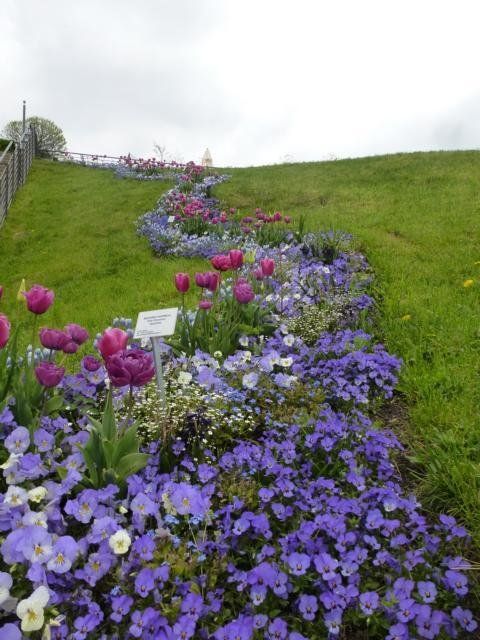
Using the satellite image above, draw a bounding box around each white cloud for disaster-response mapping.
[1,0,480,165]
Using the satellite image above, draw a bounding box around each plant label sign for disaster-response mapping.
[134,308,178,339]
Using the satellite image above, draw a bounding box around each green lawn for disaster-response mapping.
[1,153,480,551]
[0,160,206,333]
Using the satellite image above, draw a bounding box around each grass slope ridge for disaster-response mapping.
[216,150,480,548]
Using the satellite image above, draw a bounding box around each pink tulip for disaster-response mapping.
[284,216,291,223]
[211,254,232,272]
[35,362,65,387]
[175,273,190,293]
[229,250,244,270]
[198,300,213,310]
[65,323,89,345]
[105,349,155,388]
[23,285,54,315]
[0,314,10,348]
[97,328,129,359]
[260,258,275,277]
[233,281,255,304]
[206,272,220,292]
[39,328,70,351]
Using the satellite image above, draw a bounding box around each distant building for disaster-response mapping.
[202,148,213,167]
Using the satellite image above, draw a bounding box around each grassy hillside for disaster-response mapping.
[0,160,206,331]
[0,152,479,549]
[216,151,480,545]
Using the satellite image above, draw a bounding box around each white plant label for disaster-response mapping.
[134,308,178,339]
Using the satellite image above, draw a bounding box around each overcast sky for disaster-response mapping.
[2,0,480,166]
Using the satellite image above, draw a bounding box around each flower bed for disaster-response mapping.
[0,173,477,638]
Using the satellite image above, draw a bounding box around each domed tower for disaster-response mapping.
[201,148,213,167]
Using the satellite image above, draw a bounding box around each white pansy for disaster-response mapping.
[293,293,301,300]
[0,571,12,605]
[16,585,50,632]
[241,350,252,362]
[177,371,192,386]
[280,357,293,368]
[0,453,22,470]
[108,529,131,555]
[213,351,223,360]
[238,335,249,347]
[118,505,128,514]
[28,486,48,503]
[4,485,28,506]
[23,511,48,529]
[283,334,295,347]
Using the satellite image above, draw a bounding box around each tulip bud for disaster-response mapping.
[229,250,244,270]
[174,273,190,293]
[0,314,10,348]
[23,285,55,315]
[198,300,213,310]
[260,259,275,277]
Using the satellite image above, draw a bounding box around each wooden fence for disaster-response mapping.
[0,125,36,227]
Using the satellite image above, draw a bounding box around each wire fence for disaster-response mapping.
[0,125,36,227]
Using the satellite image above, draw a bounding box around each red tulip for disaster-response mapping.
[23,285,54,315]
[175,273,190,293]
[229,250,244,270]
[260,258,275,277]
[97,328,129,359]
[0,314,10,348]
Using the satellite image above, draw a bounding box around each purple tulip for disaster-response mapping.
[198,300,213,310]
[233,280,255,304]
[105,349,155,388]
[23,284,54,314]
[174,273,190,293]
[82,355,102,372]
[195,272,210,288]
[260,258,275,277]
[0,314,10,349]
[62,340,78,354]
[229,249,244,270]
[35,362,65,388]
[65,323,89,345]
[39,328,70,351]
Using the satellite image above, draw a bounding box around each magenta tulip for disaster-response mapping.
[39,328,70,351]
[0,314,10,348]
[233,281,255,304]
[105,349,155,388]
[260,258,275,277]
[175,273,190,293]
[62,341,78,354]
[198,300,213,310]
[23,285,54,315]
[206,272,220,292]
[229,249,244,270]
[211,254,232,272]
[273,212,282,222]
[65,323,89,345]
[97,328,129,360]
[195,273,209,288]
[35,362,65,388]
